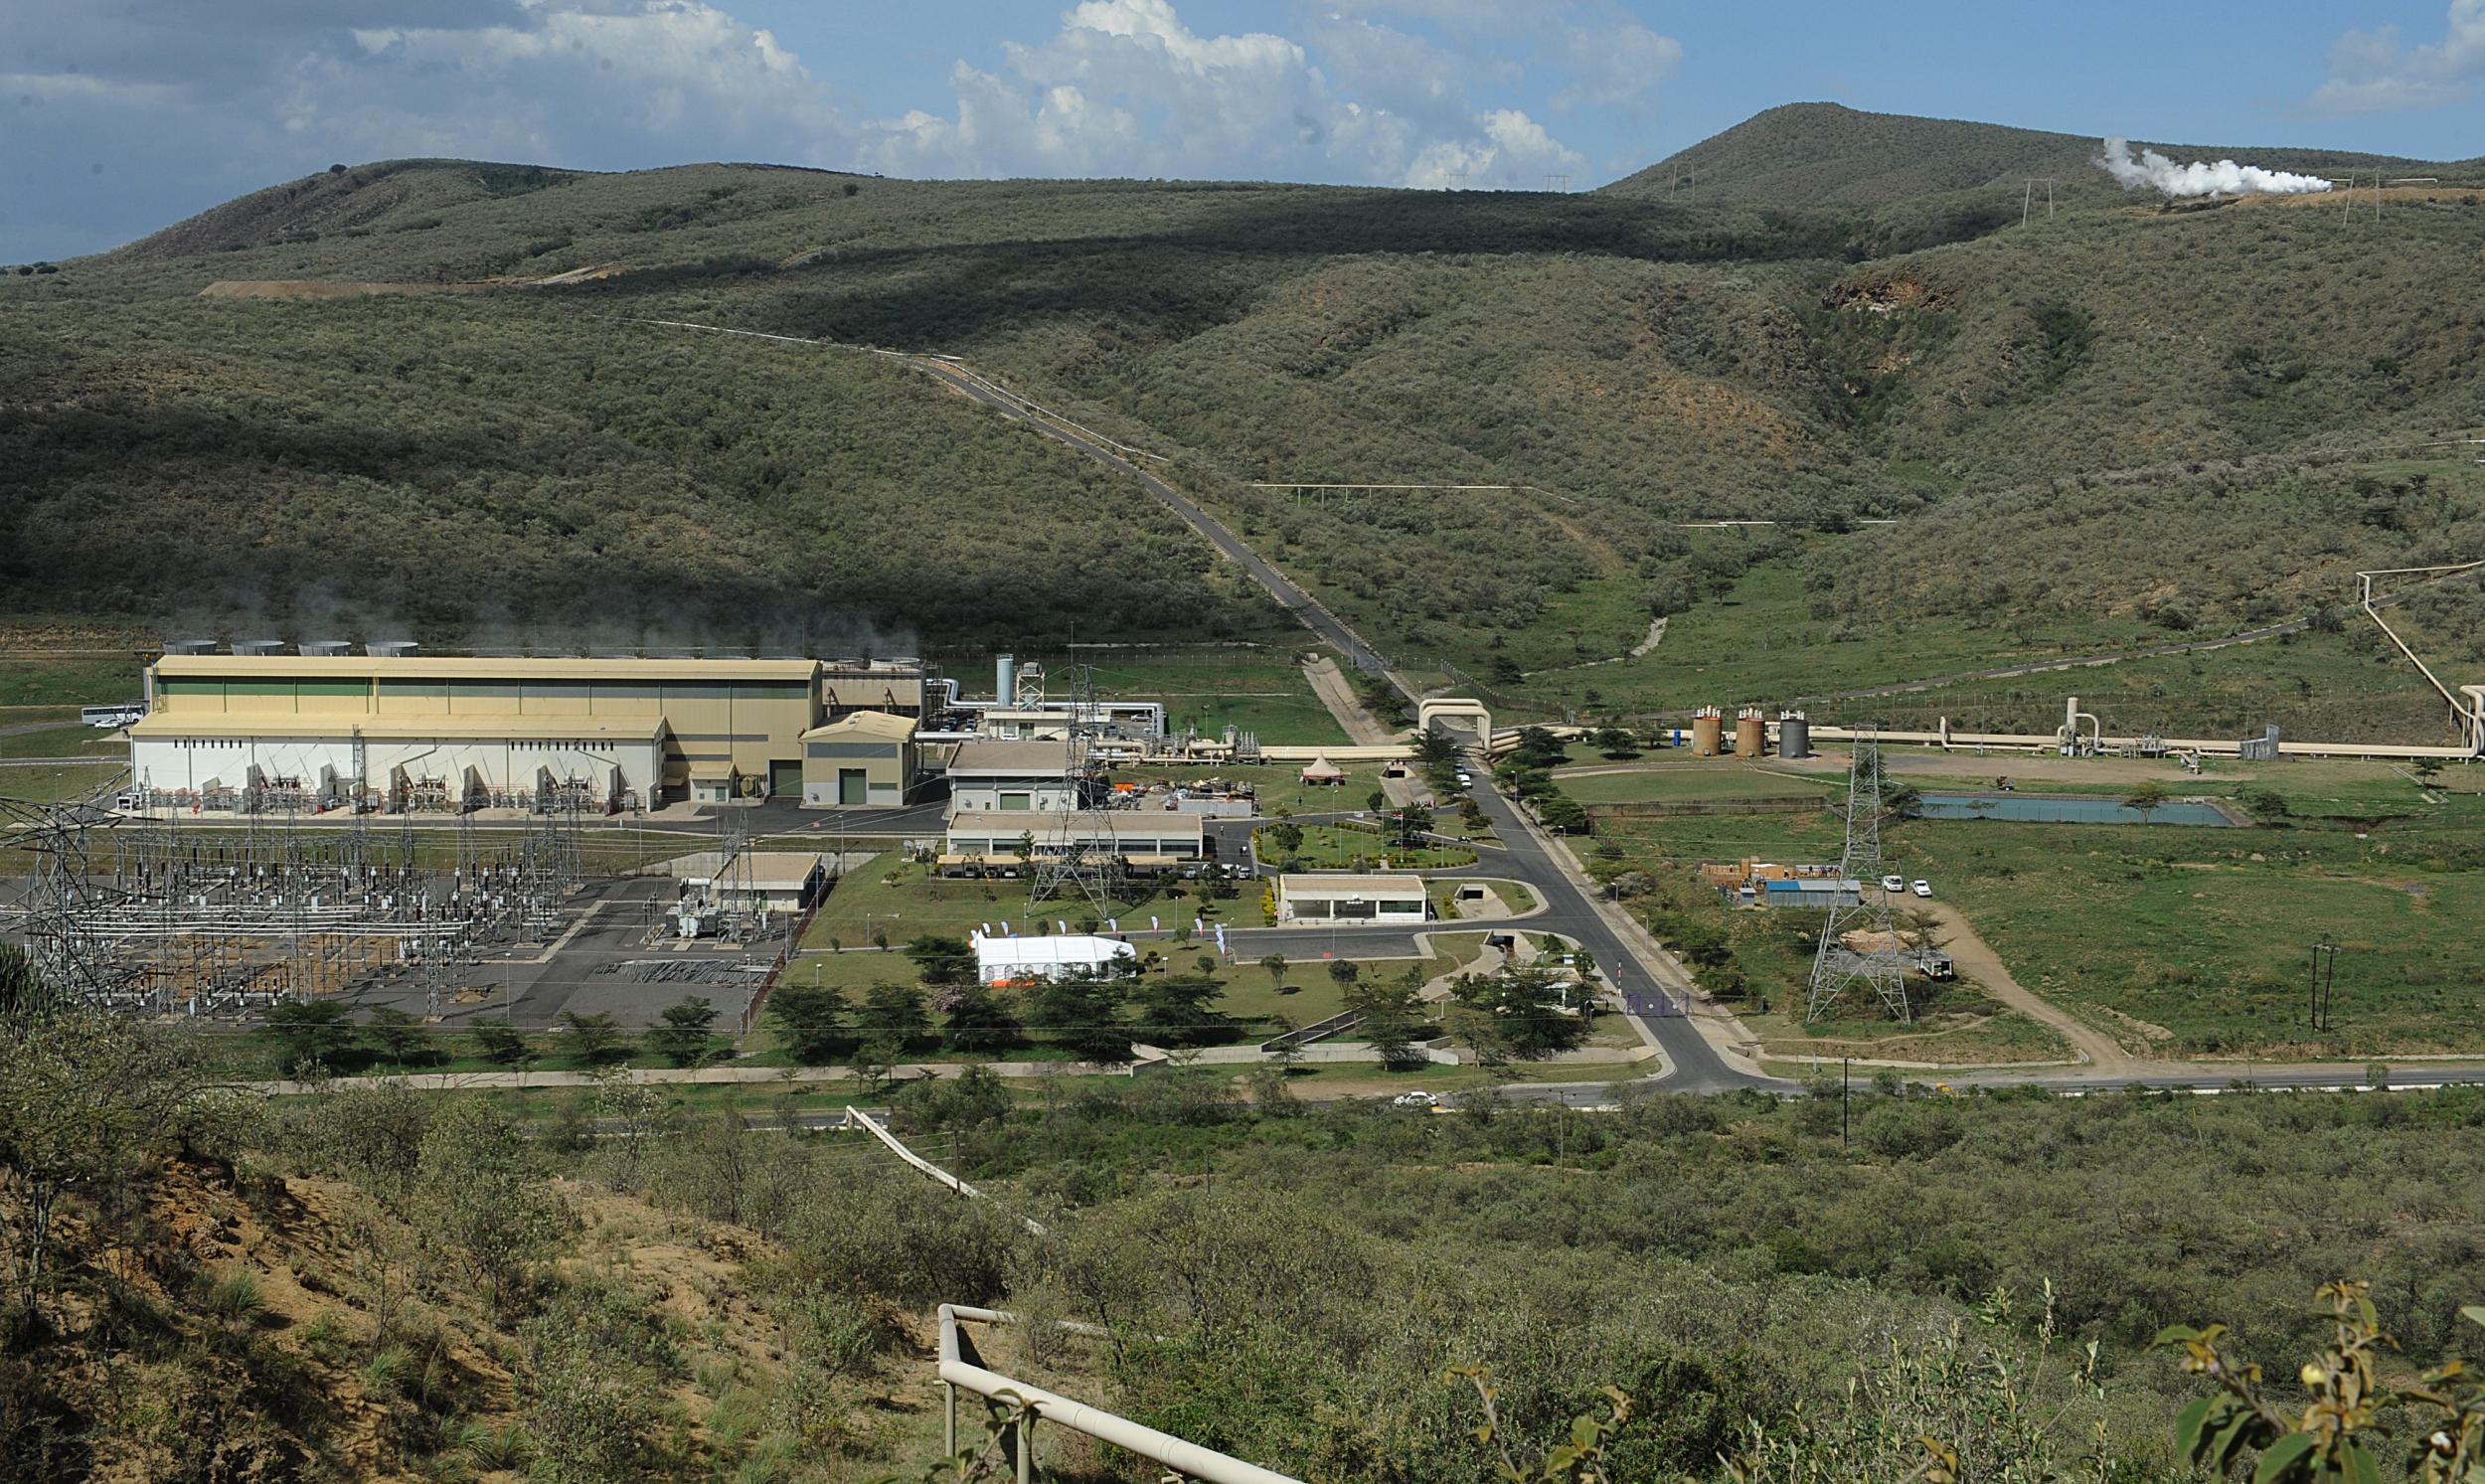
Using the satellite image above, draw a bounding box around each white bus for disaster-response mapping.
[82,704,145,730]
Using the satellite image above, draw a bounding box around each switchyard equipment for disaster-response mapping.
[1804,730,1912,1024]
[5,791,585,1018]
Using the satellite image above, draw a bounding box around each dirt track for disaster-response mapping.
[1920,900,2135,1072]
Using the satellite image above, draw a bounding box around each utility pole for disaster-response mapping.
[2310,942,2340,1032]
[1841,1057,1851,1149]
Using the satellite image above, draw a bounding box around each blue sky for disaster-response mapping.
[4,0,2480,261]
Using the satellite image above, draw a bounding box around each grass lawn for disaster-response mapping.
[800,850,1235,949]
[0,724,126,760]
[1489,549,2463,745]
[0,653,146,708]
[0,759,124,803]
[1507,551,2175,722]
[1891,804,2485,1059]
[1257,822,1477,871]
[1558,764,1837,805]
[1742,993,2073,1068]
[1857,628,2469,746]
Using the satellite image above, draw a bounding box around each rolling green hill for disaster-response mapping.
[5,105,2482,742]
[1602,101,2451,207]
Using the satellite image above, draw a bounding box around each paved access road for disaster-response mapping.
[900,352,1775,1092]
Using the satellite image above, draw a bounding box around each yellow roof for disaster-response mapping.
[129,714,666,742]
[801,710,916,742]
[153,654,819,682]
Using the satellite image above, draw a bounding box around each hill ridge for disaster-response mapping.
[1604,99,2460,205]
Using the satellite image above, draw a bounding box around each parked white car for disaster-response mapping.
[1881,874,1905,894]
[1911,880,1933,898]
[1392,1090,1439,1109]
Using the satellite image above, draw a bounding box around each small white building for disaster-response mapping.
[657,851,829,912]
[973,933,1137,985]
[1275,873,1430,923]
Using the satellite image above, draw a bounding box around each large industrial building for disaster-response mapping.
[133,653,826,809]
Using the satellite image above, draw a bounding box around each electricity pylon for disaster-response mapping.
[1806,727,1911,1023]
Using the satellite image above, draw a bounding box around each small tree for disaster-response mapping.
[1131,973,1233,1048]
[262,998,361,1074]
[413,1101,568,1315]
[2126,780,2170,826]
[649,995,719,1068]
[559,1009,630,1066]
[856,982,932,1049]
[851,1033,903,1094]
[365,1005,430,1067]
[1327,958,1361,988]
[1259,952,1288,988]
[1263,820,1305,865]
[904,933,978,986]
[769,982,850,1065]
[0,996,220,1303]
[472,1020,533,1071]
[1537,794,1590,834]
[1346,972,1429,1072]
[941,982,1023,1054]
[1027,971,1130,1063]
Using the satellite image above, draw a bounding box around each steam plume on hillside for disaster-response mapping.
[2094,138,2333,198]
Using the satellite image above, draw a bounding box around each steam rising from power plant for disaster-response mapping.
[2094,138,2333,198]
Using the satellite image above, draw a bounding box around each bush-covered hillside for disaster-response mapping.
[0,295,1280,652]
[3,106,2480,726]
[1602,101,2446,207]
[9,958,2482,1483]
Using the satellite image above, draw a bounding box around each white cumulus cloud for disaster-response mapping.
[2311,0,2485,114]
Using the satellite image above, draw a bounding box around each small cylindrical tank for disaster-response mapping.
[1691,707,1724,757]
[1778,711,1812,760]
[996,652,1017,704]
[1735,707,1766,757]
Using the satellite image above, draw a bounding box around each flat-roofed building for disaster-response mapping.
[657,851,830,912]
[943,740,1077,812]
[140,654,823,802]
[1274,873,1430,923]
[800,710,919,808]
[943,808,1204,863]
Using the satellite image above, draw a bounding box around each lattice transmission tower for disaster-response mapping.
[1805,727,1911,1023]
[1027,665,1119,917]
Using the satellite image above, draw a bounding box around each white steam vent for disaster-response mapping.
[2094,137,2333,198]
